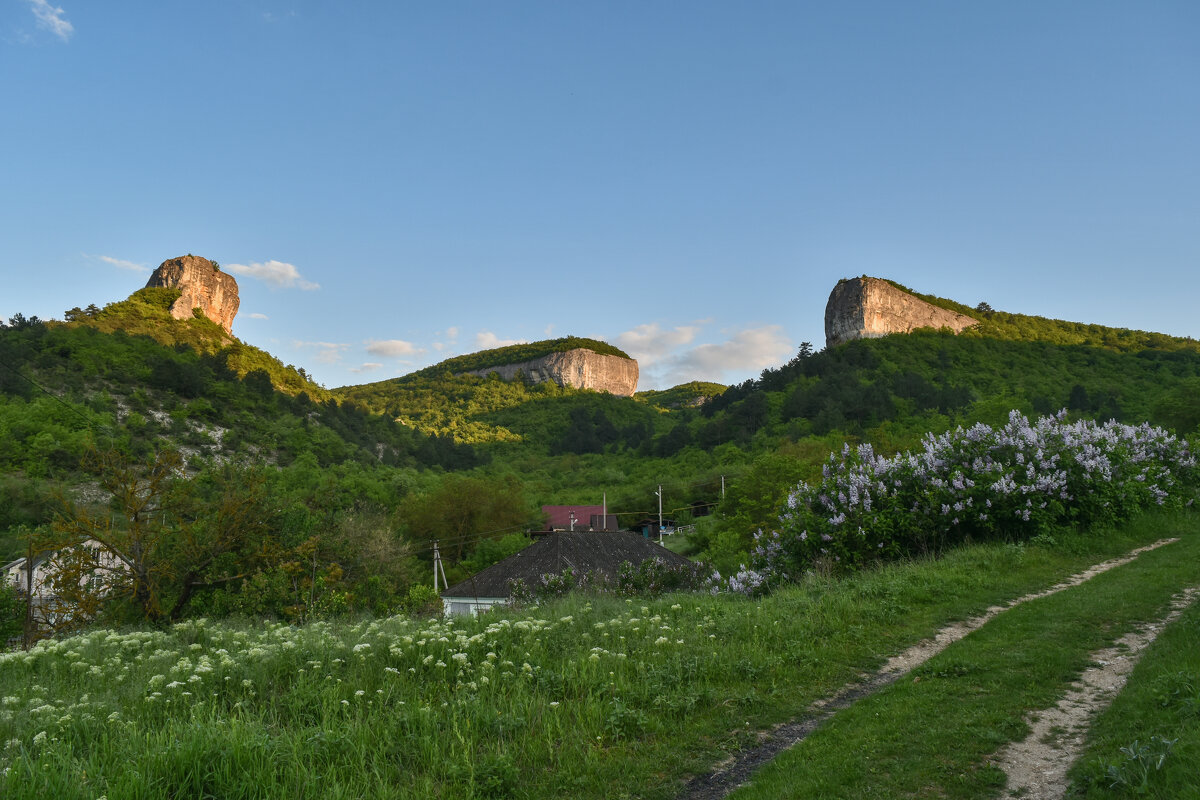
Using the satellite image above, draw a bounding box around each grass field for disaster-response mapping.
[1,511,1196,799]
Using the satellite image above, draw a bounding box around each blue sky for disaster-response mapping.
[3,2,1197,390]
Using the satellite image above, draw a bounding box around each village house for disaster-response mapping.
[439,530,696,616]
[3,540,124,640]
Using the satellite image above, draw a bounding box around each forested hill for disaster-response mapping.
[0,309,483,538]
[63,287,331,398]
[881,279,1200,353]
[4,277,1200,610]
[661,292,1200,463]
[408,336,631,378]
[334,337,648,445]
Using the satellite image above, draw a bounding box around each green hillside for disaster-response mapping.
[335,336,645,445]
[406,336,631,377]
[4,277,1200,619]
[635,381,726,409]
[879,277,1200,353]
[66,287,332,399]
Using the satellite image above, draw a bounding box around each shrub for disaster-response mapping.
[732,411,1198,591]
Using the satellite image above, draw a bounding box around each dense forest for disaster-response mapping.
[3,282,1200,631]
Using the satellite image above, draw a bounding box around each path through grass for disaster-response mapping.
[1066,586,1200,798]
[681,538,1180,800]
[0,512,1192,799]
[725,512,1200,800]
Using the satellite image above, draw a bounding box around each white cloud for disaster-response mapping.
[28,0,73,41]
[475,331,525,350]
[432,327,459,351]
[349,362,383,374]
[662,325,793,386]
[616,322,793,388]
[614,323,700,364]
[292,340,348,364]
[247,312,269,320]
[226,260,319,290]
[87,254,148,273]
[365,338,421,358]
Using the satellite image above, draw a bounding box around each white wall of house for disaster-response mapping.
[441,596,508,617]
[3,540,124,602]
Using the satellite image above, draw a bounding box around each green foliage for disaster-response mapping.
[0,582,22,643]
[47,448,288,626]
[0,516,1189,800]
[336,339,649,446]
[0,318,480,482]
[748,414,1198,587]
[732,513,1200,800]
[66,288,331,400]
[636,381,727,410]
[406,336,630,378]
[399,473,536,564]
[1099,737,1177,793]
[10,276,1200,612]
[458,532,533,576]
[1070,596,1200,798]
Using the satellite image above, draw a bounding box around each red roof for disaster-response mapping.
[542,505,606,529]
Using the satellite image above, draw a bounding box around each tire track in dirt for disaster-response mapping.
[994,585,1200,800]
[677,538,1179,800]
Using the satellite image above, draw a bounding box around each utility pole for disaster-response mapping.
[721,475,725,500]
[22,538,34,651]
[568,510,576,532]
[655,485,663,544]
[436,542,446,592]
[432,540,448,593]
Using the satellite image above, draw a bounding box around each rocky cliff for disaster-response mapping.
[825,277,977,348]
[145,255,240,335]
[463,349,639,396]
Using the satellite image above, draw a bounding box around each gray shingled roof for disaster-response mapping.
[441,532,695,599]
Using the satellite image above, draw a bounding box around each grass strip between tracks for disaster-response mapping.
[1066,587,1200,798]
[0,513,1193,799]
[725,512,1200,800]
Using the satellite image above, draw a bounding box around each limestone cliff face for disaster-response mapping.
[825,277,977,348]
[145,255,240,335]
[464,349,639,397]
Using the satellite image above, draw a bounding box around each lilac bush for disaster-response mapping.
[736,411,1197,591]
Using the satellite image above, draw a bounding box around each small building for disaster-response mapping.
[540,505,620,532]
[440,531,696,616]
[4,540,124,640]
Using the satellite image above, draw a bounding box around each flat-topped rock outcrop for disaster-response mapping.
[825,277,977,348]
[464,349,639,396]
[145,255,240,335]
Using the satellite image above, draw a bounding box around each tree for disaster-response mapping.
[47,448,279,625]
[0,582,22,644]
[399,474,532,561]
[1153,378,1200,435]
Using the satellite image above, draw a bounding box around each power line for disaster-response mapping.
[417,522,532,553]
[0,352,101,433]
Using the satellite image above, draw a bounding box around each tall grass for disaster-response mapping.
[1069,588,1200,797]
[0,514,1185,799]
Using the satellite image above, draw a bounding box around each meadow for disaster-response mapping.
[2,510,1197,799]
[4,409,1200,798]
